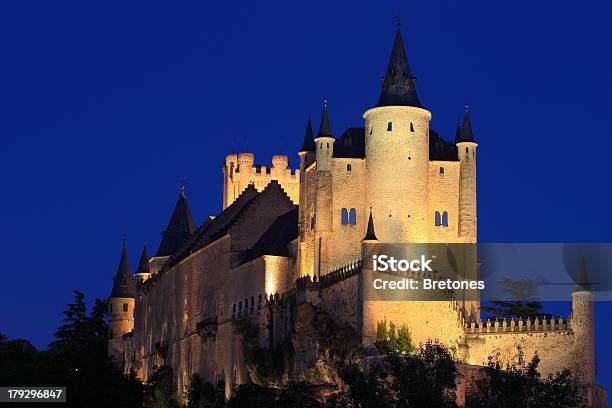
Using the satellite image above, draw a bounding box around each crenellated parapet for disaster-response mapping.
[223,152,300,208]
[463,316,571,335]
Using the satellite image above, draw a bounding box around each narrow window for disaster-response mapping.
[410,122,415,132]
[442,211,449,227]
[341,208,349,225]
[369,125,373,135]
[320,142,323,148]
[349,208,357,225]
[347,164,352,172]
[387,122,393,131]
[327,143,330,148]
[466,147,469,153]
[109,304,113,313]
[238,301,242,312]
[110,329,113,338]
[439,167,445,174]
[258,294,263,309]
[123,303,128,312]
[250,296,254,310]
[435,211,441,226]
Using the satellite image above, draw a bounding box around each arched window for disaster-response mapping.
[442,211,449,227]
[341,208,348,225]
[349,208,357,225]
[410,122,415,132]
[435,211,441,226]
[465,147,469,153]
[439,167,445,174]
[387,122,393,131]
[347,164,352,172]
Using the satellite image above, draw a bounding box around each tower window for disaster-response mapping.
[439,167,445,174]
[109,304,113,313]
[349,208,357,225]
[466,147,469,153]
[435,211,441,226]
[442,211,449,227]
[410,122,415,132]
[387,122,393,131]
[250,296,254,310]
[327,143,330,148]
[258,294,263,309]
[123,303,128,312]
[347,164,352,172]
[320,142,323,148]
[369,125,373,135]
[341,208,349,225]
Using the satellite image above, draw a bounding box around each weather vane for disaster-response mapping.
[180,177,186,192]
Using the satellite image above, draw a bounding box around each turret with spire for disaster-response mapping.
[456,106,478,241]
[135,244,151,283]
[298,114,316,171]
[364,21,432,243]
[314,99,335,172]
[108,242,136,356]
[376,22,423,108]
[156,186,196,257]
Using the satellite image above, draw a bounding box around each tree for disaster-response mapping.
[143,365,180,408]
[466,346,585,408]
[184,374,225,408]
[482,278,550,320]
[228,383,276,408]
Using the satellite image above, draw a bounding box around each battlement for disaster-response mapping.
[463,316,571,335]
[223,152,300,208]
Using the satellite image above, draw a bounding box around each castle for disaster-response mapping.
[107,26,607,406]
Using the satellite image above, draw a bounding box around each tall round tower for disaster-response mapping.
[456,107,478,242]
[108,243,136,362]
[571,257,595,405]
[365,25,431,243]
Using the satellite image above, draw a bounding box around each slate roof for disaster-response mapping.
[332,127,457,161]
[376,26,423,108]
[156,190,196,257]
[241,208,298,264]
[363,209,378,241]
[316,101,333,138]
[110,244,136,298]
[300,115,315,152]
[135,244,151,274]
[456,108,476,143]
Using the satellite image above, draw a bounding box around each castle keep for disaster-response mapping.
[107,26,606,406]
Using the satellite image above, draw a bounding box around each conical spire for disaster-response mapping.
[317,99,333,138]
[156,188,196,257]
[110,242,136,298]
[136,244,151,274]
[376,24,423,108]
[456,106,475,143]
[362,208,378,241]
[300,114,316,152]
[574,256,592,292]
[454,123,462,144]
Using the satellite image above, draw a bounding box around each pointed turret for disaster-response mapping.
[300,114,316,152]
[362,208,378,241]
[454,124,462,144]
[456,106,475,143]
[376,24,422,108]
[574,256,592,292]
[110,243,135,299]
[317,99,333,137]
[156,189,196,256]
[135,244,151,275]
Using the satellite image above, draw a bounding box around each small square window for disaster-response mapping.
[123,303,128,312]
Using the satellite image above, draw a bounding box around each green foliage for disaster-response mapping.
[466,346,586,408]
[184,374,225,408]
[143,365,180,408]
[0,290,143,408]
[232,318,286,385]
[333,340,458,408]
[375,320,414,354]
[482,278,550,319]
[228,383,276,408]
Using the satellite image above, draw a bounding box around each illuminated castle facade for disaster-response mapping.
[107,26,606,406]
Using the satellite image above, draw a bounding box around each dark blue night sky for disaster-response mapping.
[0,0,610,392]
